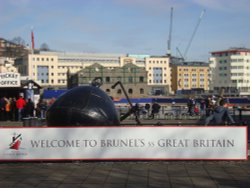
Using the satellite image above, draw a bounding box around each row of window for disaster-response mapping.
[180,74,205,77]
[79,76,145,83]
[148,60,167,64]
[178,68,208,72]
[182,84,205,88]
[148,80,167,83]
[232,80,250,83]
[33,57,54,61]
[59,58,118,63]
[149,67,167,70]
[183,79,205,82]
[149,74,166,77]
[213,52,245,57]
[39,79,66,84]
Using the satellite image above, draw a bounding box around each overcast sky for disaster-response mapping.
[1,0,250,61]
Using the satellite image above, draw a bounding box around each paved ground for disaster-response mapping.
[0,119,249,187]
[0,160,250,187]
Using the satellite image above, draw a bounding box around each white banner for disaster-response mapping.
[0,126,247,161]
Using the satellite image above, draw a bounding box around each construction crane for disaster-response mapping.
[183,9,206,60]
[176,47,184,60]
[167,7,173,56]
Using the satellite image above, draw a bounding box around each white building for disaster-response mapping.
[209,48,250,96]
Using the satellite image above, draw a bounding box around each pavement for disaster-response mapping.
[0,119,250,187]
[0,160,250,187]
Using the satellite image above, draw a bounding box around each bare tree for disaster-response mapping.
[11,36,26,46]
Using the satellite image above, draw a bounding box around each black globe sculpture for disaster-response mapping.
[46,85,120,126]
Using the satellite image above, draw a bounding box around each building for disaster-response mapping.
[15,52,124,89]
[171,61,210,94]
[15,51,172,95]
[0,57,18,73]
[68,63,149,98]
[0,38,41,100]
[0,38,29,58]
[144,55,172,95]
[209,48,250,96]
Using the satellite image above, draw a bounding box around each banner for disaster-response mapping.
[0,126,247,161]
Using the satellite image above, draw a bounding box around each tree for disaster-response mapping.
[11,36,26,46]
[40,43,50,51]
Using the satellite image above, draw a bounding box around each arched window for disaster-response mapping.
[117,89,122,94]
[128,88,133,94]
[106,89,110,93]
[140,88,144,94]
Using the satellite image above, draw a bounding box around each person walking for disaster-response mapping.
[16,95,26,121]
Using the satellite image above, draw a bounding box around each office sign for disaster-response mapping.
[0,72,20,87]
[0,126,247,161]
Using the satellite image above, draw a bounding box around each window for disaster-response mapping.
[140,88,144,94]
[106,77,110,83]
[139,76,144,83]
[106,89,110,93]
[128,88,133,94]
[128,77,133,83]
[117,89,122,94]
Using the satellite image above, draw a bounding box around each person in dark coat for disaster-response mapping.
[25,98,35,117]
[149,101,161,119]
[205,99,235,125]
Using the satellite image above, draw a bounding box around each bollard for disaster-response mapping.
[22,117,31,127]
[30,117,39,126]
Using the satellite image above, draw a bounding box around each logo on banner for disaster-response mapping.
[3,132,28,158]
[9,133,22,150]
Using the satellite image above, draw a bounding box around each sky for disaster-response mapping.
[1,0,250,61]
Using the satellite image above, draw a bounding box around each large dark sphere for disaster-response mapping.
[46,86,120,126]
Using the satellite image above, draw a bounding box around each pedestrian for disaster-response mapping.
[145,103,151,116]
[205,99,235,125]
[199,99,206,116]
[205,96,214,116]
[0,97,7,121]
[16,95,26,121]
[10,97,17,121]
[25,98,35,117]
[149,101,161,119]
[5,98,11,121]
[194,104,199,115]
[36,99,47,119]
[187,96,195,116]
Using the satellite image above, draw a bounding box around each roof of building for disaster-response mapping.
[211,47,250,55]
[170,61,209,67]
